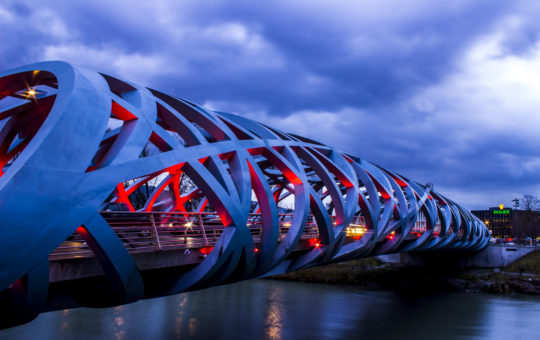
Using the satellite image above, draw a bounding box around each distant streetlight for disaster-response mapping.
[512,198,520,241]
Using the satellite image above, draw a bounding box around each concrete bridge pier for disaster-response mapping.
[376,245,539,269]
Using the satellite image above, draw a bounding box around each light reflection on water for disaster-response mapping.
[112,305,126,340]
[264,284,284,339]
[2,280,540,340]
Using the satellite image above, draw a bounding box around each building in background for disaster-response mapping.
[472,205,540,240]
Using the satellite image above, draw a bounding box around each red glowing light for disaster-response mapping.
[309,238,320,247]
[76,226,88,236]
[254,247,259,253]
[200,246,214,255]
[386,232,395,240]
[111,100,137,120]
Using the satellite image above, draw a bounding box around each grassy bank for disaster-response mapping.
[271,253,540,295]
[505,249,540,274]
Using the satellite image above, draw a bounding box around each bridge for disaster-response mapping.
[0,61,489,328]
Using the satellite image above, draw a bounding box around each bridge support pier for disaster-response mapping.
[376,245,539,268]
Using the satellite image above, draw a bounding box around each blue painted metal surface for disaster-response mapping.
[0,61,489,328]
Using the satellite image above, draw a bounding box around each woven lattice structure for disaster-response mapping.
[0,61,489,327]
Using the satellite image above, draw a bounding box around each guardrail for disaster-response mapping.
[49,212,320,260]
[49,212,439,261]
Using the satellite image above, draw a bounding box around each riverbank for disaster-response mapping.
[271,251,540,295]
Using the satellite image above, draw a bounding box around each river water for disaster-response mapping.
[2,279,540,340]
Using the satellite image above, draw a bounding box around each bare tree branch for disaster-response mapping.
[521,194,540,211]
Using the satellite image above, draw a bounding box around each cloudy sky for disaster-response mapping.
[1,0,539,209]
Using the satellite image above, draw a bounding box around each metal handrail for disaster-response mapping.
[49,211,319,261]
[49,211,432,261]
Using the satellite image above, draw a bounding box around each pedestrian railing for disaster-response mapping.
[49,211,437,261]
[49,212,319,260]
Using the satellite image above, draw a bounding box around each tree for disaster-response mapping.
[520,195,540,211]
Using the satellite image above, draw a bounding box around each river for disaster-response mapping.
[2,279,540,339]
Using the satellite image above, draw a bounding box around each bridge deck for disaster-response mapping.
[50,212,320,261]
[49,211,432,262]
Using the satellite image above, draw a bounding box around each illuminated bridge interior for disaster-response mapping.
[0,61,489,329]
[52,211,434,260]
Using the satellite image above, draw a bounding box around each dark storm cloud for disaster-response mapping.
[0,2,45,67]
[0,0,516,113]
[156,1,514,113]
[1,0,539,209]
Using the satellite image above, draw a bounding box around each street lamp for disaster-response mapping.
[512,198,520,243]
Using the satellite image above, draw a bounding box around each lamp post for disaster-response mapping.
[512,198,520,243]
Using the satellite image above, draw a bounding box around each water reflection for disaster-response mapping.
[60,309,70,331]
[174,294,188,339]
[264,284,284,339]
[112,306,126,340]
[2,280,540,339]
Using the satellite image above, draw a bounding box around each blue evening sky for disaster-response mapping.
[1,0,539,209]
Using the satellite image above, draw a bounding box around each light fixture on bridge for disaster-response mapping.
[310,238,321,248]
[346,224,367,238]
[13,87,47,99]
[200,246,213,255]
